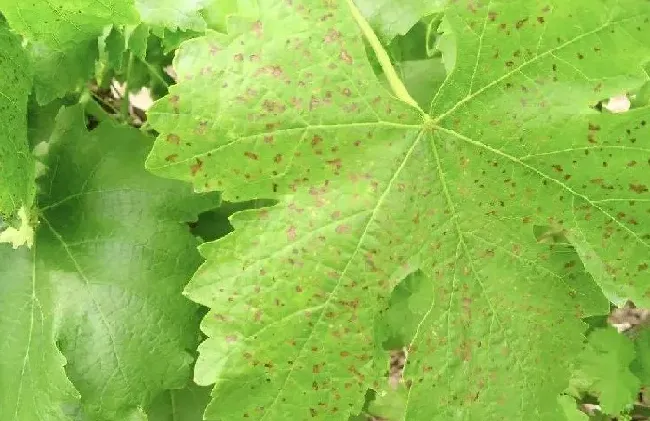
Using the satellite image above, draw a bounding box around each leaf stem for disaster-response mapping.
[121,52,133,118]
[136,55,170,88]
[343,0,422,113]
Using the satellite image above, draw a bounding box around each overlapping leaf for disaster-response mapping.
[0,24,35,234]
[146,0,650,420]
[0,106,219,420]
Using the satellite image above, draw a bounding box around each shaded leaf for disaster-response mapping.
[147,382,213,421]
[1,105,219,420]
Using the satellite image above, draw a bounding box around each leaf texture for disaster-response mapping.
[1,106,219,420]
[145,0,650,420]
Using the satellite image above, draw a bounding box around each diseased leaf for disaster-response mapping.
[0,0,139,102]
[145,0,649,420]
[0,105,219,420]
[0,24,35,231]
[191,199,275,242]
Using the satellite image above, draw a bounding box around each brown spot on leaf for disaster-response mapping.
[630,184,648,194]
[335,224,350,234]
[287,225,297,241]
[190,159,203,175]
[324,29,341,44]
[516,17,528,29]
[244,151,259,160]
[312,135,323,146]
[339,50,353,64]
[252,20,263,38]
[166,133,180,144]
[165,154,178,162]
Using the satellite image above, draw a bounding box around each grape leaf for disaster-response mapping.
[570,327,639,415]
[0,0,139,103]
[0,245,81,421]
[146,0,649,419]
[0,105,219,420]
[0,24,35,236]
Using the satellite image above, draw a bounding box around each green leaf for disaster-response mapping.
[135,0,237,34]
[147,382,213,421]
[0,105,219,420]
[191,199,275,242]
[0,0,139,103]
[557,395,588,421]
[570,327,639,415]
[367,384,408,420]
[376,270,432,349]
[631,329,650,386]
[136,0,208,32]
[396,59,446,110]
[201,0,238,33]
[0,245,81,420]
[0,24,35,232]
[352,0,445,42]
[145,0,649,419]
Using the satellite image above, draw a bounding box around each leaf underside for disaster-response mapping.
[145,0,650,420]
